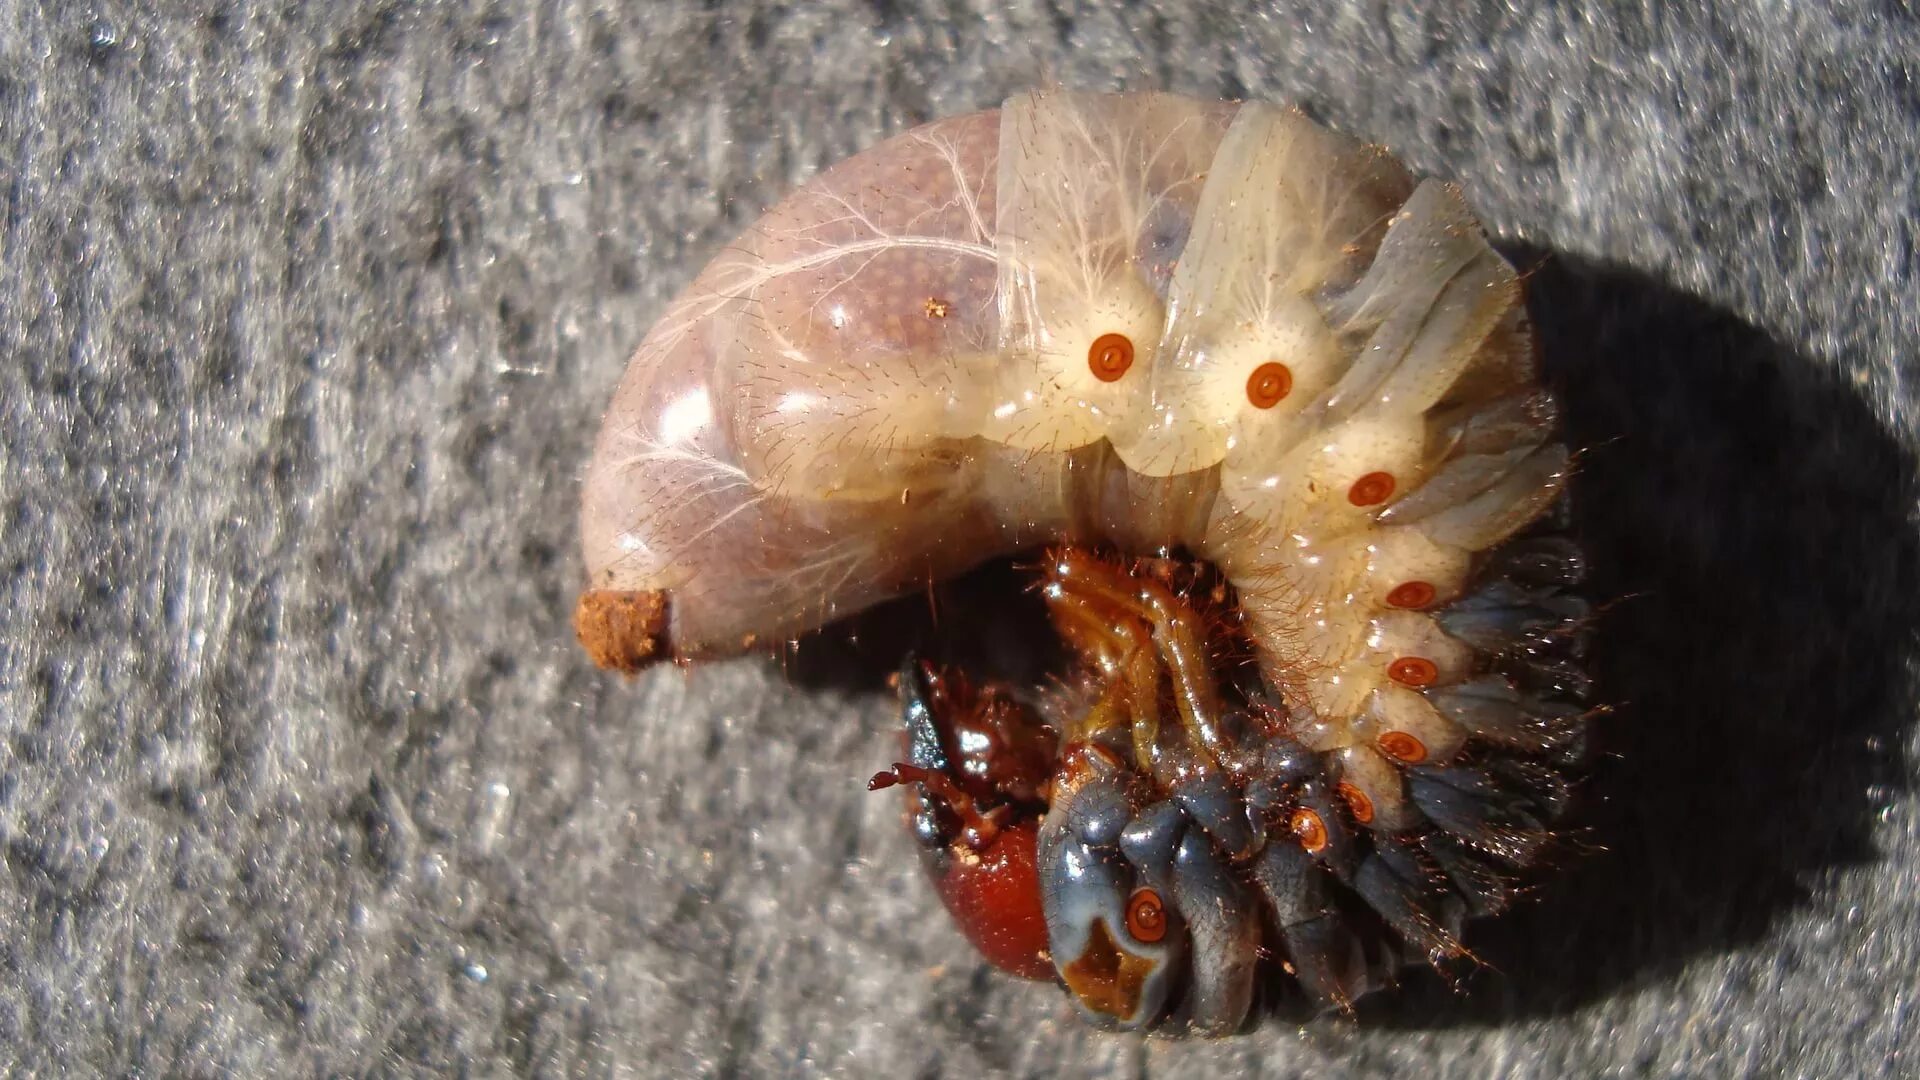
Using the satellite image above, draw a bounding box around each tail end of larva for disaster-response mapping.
[575,588,672,673]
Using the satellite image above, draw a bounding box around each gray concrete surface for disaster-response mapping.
[3,2,1917,1075]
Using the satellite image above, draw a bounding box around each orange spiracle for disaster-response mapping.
[1386,580,1436,609]
[1348,471,1397,507]
[1087,333,1134,382]
[1336,781,1375,825]
[1125,887,1168,943]
[1376,731,1429,764]
[1290,808,1329,854]
[1387,657,1439,688]
[1244,361,1293,408]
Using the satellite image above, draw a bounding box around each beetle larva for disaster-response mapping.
[578,90,1589,1033]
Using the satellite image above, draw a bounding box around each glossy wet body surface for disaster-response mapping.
[872,542,1588,1032]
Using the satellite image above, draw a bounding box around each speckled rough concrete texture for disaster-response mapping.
[3,2,1918,1076]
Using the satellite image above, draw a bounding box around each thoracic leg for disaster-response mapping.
[1040,548,1234,770]
[1045,588,1162,773]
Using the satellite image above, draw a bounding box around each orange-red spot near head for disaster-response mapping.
[1124,888,1167,943]
[1348,471,1396,507]
[1388,656,1439,688]
[1245,362,1293,409]
[1386,580,1436,609]
[1336,781,1375,824]
[1290,808,1329,854]
[1377,730,1429,764]
[1088,333,1134,382]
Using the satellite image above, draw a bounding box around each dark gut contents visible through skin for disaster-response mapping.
[863,538,1592,1032]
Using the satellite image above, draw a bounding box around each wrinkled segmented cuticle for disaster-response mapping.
[582,90,1563,733]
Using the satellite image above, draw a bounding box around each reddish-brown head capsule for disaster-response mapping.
[928,820,1053,979]
[869,662,1056,980]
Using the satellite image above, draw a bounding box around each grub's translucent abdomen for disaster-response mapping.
[579,90,1566,753]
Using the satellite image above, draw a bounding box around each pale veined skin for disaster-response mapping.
[577,91,1589,1032]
